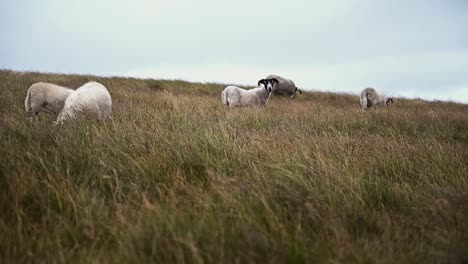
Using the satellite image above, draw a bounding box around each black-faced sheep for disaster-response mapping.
[266,74,301,99]
[360,87,394,109]
[221,78,278,107]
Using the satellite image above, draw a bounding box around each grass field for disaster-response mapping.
[1,69,467,263]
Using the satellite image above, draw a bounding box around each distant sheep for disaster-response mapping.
[360,87,394,109]
[25,82,74,121]
[221,78,278,107]
[55,81,112,124]
[266,74,302,99]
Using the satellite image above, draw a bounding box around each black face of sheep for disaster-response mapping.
[386,98,394,106]
[257,78,278,92]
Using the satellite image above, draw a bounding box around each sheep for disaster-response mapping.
[55,81,112,125]
[24,82,74,121]
[221,78,278,107]
[360,87,394,109]
[266,74,302,99]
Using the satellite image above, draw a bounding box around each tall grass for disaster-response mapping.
[1,69,467,263]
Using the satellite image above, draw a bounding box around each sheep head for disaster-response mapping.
[257,78,278,92]
[386,98,394,106]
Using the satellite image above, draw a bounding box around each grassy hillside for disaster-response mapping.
[1,69,467,263]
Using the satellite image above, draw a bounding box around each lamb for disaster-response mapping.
[55,81,112,125]
[360,87,394,109]
[221,78,278,107]
[24,82,74,121]
[266,74,302,99]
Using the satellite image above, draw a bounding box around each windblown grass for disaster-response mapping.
[1,69,467,263]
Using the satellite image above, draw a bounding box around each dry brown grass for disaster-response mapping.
[1,69,468,263]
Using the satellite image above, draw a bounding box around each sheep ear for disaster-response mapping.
[257,79,265,86]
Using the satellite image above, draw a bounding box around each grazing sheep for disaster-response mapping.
[24,82,74,121]
[360,87,394,109]
[266,74,302,99]
[221,78,278,107]
[55,81,112,125]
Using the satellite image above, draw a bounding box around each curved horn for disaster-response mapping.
[270,78,279,84]
[257,79,266,87]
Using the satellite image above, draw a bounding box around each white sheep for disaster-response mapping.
[360,87,394,109]
[266,74,302,99]
[221,78,278,107]
[24,82,74,121]
[55,81,112,124]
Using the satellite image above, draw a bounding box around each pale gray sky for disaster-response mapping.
[1,0,467,102]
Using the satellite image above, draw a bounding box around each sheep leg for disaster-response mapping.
[96,110,103,121]
[29,111,39,122]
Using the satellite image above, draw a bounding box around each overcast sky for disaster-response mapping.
[1,0,467,102]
